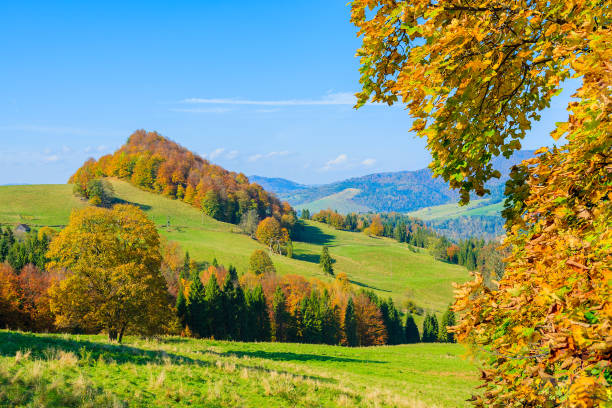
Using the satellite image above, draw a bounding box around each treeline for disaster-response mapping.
[426,215,505,241]
[0,209,454,346]
[175,254,456,346]
[0,226,52,271]
[69,130,295,231]
[306,209,435,247]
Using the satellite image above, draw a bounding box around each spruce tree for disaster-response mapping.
[204,274,224,339]
[221,273,235,340]
[404,314,420,343]
[176,289,187,328]
[320,290,340,345]
[438,307,457,343]
[422,313,440,342]
[181,251,191,280]
[344,297,358,347]
[271,287,288,342]
[320,246,334,275]
[246,285,270,341]
[302,291,323,344]
[186,273,207,337]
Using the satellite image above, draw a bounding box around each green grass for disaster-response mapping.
[295,188,372,214]
[0,180,469,313]
[0,330,479,408]
[407,199,503,221]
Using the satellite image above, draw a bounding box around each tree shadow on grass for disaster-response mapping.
[349,279,392,293]
[0,331,339,383]
[294,223,334,245]
[110,197,152,211]
[223,349,386,365]
[291,252,321,264]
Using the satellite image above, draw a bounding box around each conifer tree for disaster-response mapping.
[245,285,270,341]
[302,291,323,344]
[204,274,224,339]
[404,314,420,344]
[319,246,334,276]
[343,297,358,347]
[421,313,439,343]
[186,273,207,337]
[320,290,340,345]
[176,289,187,328]
[271,287,288,342]
[438,307,456,343]
[181,251,190,280]
[221,273,235,339]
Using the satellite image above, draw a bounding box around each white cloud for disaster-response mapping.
[225,150,239,160]
[169,107,232,114]
[96,145,108,152]
[43,154,60,163]
[208,148,225,160]
[322,154,348,171]
[248,151,290,162]
[362,158,376,166]
[180,92,356,106]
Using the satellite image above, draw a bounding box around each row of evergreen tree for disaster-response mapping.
[0,227,50,272]
[175,259,456,346]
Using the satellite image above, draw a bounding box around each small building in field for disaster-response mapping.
[15,223,31,233]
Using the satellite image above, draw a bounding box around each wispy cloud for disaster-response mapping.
[225,150,239,160]
[362,158,376,166]
[248,151,290,162]
[169,107,232,114]
[322,154,348,171]
[208,148,225,160]
[180,92,356,106]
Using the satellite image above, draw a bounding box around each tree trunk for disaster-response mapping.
[118,323,127,344]
[108,329,118,342]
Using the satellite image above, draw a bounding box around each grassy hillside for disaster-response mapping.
[0,180,469,313]
[295,188,372,214]
[406,199,503,221]
[0,330,478,408]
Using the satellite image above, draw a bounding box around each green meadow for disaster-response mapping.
[0,179,469,314]
[0,330,478,408]
[406,199,503,221]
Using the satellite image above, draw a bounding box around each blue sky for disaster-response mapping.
[0,0,577,185]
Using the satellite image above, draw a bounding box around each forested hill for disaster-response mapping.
[254,150,535,213]
[70,130,294,226]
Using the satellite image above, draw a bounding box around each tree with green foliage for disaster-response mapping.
[248,249,275,275]
[393,221,406,243]
[302,290,323,344]
[238,208,259,237]
[181,251,191,280]
[204,274,224,339]
[421,313,439,343]
[85,179,115,207]
[379,298,404,345]
[319,246,334,276]
[201,190,223,221]
[186,273,207,338]
[404,314,420,344]
[300,209,310,220]
[438,307,456,343]
[343,297,358,347]
[271,287,288,342]
[245,285,270,341]
[176,289,187,328]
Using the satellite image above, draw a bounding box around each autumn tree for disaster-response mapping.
[0,263,23,329]
[319,246,334,276]
[248,249,276,275]
[255,217,290,255]
[47,205,172,342]
[352,0,610,405]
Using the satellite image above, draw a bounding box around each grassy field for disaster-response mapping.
[0,180,469,313]
[295,188,372,214]
[406,199,503,221]
[0,330,478,408]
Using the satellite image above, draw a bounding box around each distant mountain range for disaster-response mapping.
[251,150,534,214]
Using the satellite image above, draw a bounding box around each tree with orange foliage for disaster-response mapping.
[367,215,384,237]
[352,0,610,404]
[0,263,23,329]
[353,293,387,346]
[47,205,172,342]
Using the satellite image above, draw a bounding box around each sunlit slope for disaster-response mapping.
[294,188,372,214]
[0,180,469,312]
[407,198,503,221]
[0,330,478,408]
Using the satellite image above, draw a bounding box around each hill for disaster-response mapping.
[254,150,534,214]
[0,180,469,313]
[0,330,478,408]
